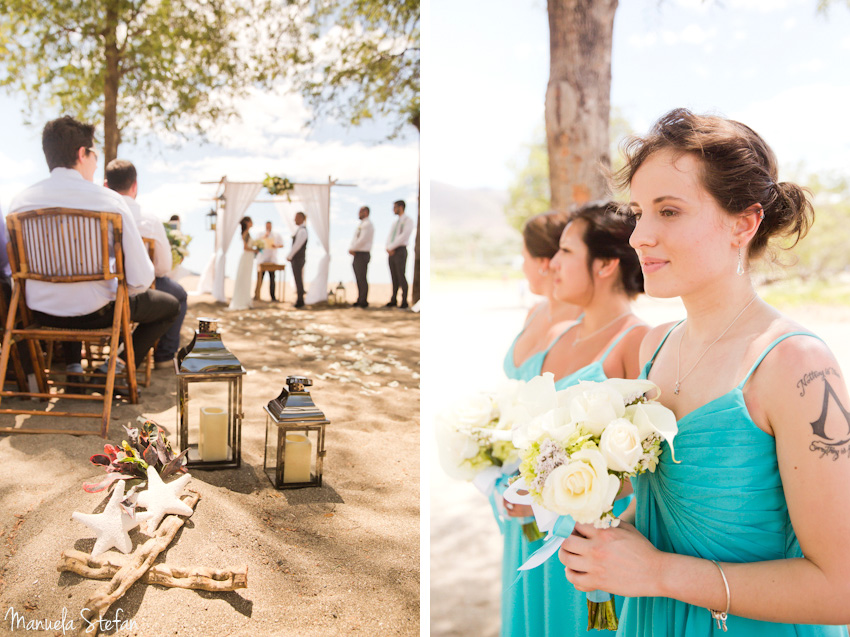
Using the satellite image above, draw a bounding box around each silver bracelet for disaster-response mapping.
[708,560,730,632]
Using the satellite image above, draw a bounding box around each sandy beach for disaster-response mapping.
[0,277,420,636]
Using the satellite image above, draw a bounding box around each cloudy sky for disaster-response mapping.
[431,0,850,190]
[0,80,419,287]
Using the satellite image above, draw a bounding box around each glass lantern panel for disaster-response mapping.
[184,379,236,464]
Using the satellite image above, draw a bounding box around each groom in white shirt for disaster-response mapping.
[385,200,413,309]
[8,116,178,380]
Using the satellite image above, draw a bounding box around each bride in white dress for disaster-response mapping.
[228,216,256,311]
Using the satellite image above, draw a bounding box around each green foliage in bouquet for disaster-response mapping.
[164,224,192,267]
[83,418,188,493]
[263,173,295,201]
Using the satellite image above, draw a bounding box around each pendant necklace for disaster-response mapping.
[572,311,632,348]
[674,294,758,395]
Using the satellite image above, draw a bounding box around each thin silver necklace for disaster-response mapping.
[674,294,758,395]
[572,311,632,348]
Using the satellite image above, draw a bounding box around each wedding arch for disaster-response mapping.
[196,176,352,306]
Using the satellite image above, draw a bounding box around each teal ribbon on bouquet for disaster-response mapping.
[473,461,522,535]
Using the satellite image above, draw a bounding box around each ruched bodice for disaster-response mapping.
[618,326,843,636]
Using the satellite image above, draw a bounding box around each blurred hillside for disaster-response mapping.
[431,181,521,278]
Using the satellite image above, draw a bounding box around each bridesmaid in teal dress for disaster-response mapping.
[531,201,648,637]
[558,109,850,636]
[500,210,580,637]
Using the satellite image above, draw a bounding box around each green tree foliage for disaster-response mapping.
[0,0,271,163]
[273,0,420,135]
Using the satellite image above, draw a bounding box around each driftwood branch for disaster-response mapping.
[76,490,200,637]
[58,549,247,591]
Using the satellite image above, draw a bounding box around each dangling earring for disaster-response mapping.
[736,246,745,276]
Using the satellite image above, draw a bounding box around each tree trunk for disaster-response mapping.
[411,113,420,305]
[546,0,618,210]
[102,1,121,168]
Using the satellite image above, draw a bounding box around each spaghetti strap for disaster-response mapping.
[522,302,547,330]
[544,316,583,352]
[737,331,823,390]
[599,324,642,363]
[645,320,685,373]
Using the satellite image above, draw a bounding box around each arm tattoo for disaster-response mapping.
[808,376,850,460]
[797,367,839,397]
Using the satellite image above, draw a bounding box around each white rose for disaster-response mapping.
[453,393,496,430]
[625,402,680,461]
[498,373,559,430]
[434,415,480,481]
[599,418,643,472]
[541,448,620,523]
[559,381,626,436]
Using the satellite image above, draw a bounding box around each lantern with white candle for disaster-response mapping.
[264,376,329,489]
[175,317,246,469]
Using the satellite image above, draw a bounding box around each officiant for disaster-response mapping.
[256,221,284,301]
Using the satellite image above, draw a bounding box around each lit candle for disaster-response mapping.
[283,434,311,483]
[199,407,228,462]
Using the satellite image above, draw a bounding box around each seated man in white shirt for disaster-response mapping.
[105,159,187,368]
[8,116,179,387]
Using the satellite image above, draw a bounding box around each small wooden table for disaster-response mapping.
[255,263,287,302]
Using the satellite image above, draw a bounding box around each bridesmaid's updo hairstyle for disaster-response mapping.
[613,108,814,260]
[569,201,644,298]
[239,216,252,234]
[522,210,570,259]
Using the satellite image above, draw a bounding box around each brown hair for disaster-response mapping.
[522,210,570,259]
[105,159,137,193]
[42,116,95,171]
[568,201,644,298]
[614,108,813,259]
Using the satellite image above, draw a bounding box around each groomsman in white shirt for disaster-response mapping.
[287,212,308,308]
[348,206,374,308]
[8,116,178,385]
[105,159,187,368]
[385,200,413,309]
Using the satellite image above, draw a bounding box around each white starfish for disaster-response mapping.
[135,466,193,534]
[71,480,143,558]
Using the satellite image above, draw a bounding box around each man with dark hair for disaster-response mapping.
[9,116,178,389]
[348,206,373,308]
[106,158,187,369]
[287,212,308,308]
[385,199,413,309]
[256,221,284,301]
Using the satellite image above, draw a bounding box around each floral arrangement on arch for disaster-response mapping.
[263,173,295,201]
[163,224,192,267]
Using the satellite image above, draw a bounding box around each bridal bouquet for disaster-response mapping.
[435,375,561,541]
[506,377,679,629]
[164,224,192,267]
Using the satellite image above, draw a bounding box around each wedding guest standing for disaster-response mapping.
[256,221,284,301]
[559,109,850,636]
[287,211,308,308]
[8,116,178,383]
[385,199,413,309]
[349,206,374,308]
[105,159,187,368]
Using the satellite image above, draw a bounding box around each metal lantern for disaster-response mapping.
[263,376,329,489]
[205,208,217,231]
[176,317,246,469]
[334,281,346,305]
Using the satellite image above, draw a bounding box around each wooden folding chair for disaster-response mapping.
[0,208,139,438]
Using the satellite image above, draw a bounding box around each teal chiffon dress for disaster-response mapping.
[499,318,636,636]
[618,325,846,637]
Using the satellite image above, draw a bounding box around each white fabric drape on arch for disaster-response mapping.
[197,181,263,302]
[272,183,331,305]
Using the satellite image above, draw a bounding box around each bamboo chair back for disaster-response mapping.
[0,208,139,438]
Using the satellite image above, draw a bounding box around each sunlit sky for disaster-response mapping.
[0,80,419,286]
[431,0,850,191]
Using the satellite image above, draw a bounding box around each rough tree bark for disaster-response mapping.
[411,110,420,305]
[103,2,121,165]
[546,0,618,210]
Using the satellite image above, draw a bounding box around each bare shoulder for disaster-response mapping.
[638,321,681,368]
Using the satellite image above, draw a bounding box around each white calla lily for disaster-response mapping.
[602,378,660,404]
[626,402,680,463]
